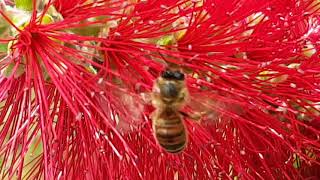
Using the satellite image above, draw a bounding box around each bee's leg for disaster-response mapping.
[149,111,156,121]
[140,92,152,104]
[179,111,206,123]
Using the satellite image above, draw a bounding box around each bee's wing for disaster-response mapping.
[98,89,150,133]
[118,92,148,128]
[183,91,241,124]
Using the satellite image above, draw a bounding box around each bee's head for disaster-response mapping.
[161,70,185,81]
[157,70,186,100]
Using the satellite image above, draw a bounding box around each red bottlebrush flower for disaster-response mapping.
[0,0,320,179]
[53,0,88,18]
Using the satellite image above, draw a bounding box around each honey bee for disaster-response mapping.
[151,69,191,153]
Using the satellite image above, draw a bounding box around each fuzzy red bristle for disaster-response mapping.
[0,0,319,179]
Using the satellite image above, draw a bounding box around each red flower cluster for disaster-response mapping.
[0,0,319,179]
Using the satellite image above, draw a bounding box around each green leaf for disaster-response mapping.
[15,0,33,11]
[157,35,174,46]
[2,63,25,78]
[0,43,7,52]
[293,154,301,169]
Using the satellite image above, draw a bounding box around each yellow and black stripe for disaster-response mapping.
[154,110,187,153]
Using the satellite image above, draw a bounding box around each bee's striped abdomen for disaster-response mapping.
[154,112,186,153]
